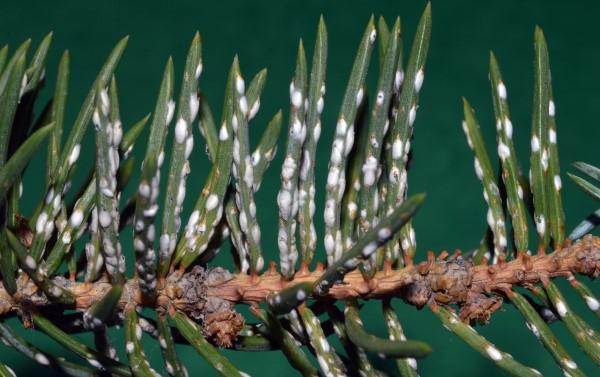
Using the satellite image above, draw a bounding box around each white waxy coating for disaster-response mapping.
[249,98,260,120]
[36,212,48,233]
[126,341,135,353]
[585,295,600,311]
[239,96,248,115]
[317,97,324,114]
[252,224,261,243]
[175,118,188,144]
[554,175,562,191]
[564,359,577,370]
[291,118,302,139]
[139,182,151,198]
[324,233,335,254]
[99,210,112,228]
[394,70,404,91]
[256,256,265,271]
[326,167,339,188]
[236,76,245,95]
[356,87,364,106]
[100,89,110,114]
[376,90,385,106]
[185,135,194,158]
[498,235,507,248]
[62,231,72,244]
[541,149,549,171]
[281,155,296,180]
[136,324,142,340]
[18,74,27,98]
[330,140,343,165]
[526,322,540,338]
[92,110,101,128]
[344,126,355,155]
[195,62,203,79]
[555,300,568,317]
[392,138,404,160]
[474,158,484,180]
[45,188,55,204]
[462,121,473,149]
[25,255,37,270]
[4,366,15,377]
[336,118,348,135]
[299,152,311,181]
[369,29,377,43]
[219,122,229,141]
[347,202,357,218]
[497,142,510,160]
[407,358,417,370]
[70,209,84,228]
[378,227,391,240]
[503,117,513,139]
[497,81,507,99]
[362,241,377,257]
[361,156,378,187]
[68,144,81,166]
[485,345,503,361]
[166,100,176,124]
[408,105,417,126]
[549,100,555,116]
[487,208,494,228]
[159,336,168,349]
[159,234,170,255]
[296,289,306,301]
[189,94,200,120]
[414,69,424,93]
[277,190,292,218]
[35,353,50,365]
[324,200,335,227]
[291,89,303,108]
[134,237,145,252]
[536,215,546,236]
[497,81,506,99]
[239,211,248,232]
[313,121,322,141]
[531,135,540,152]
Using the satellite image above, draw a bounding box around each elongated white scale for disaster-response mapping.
[189,94,200,120]
[503,117,513,139]
[166,100,176,124]
[408,104,417,126]
[291,89,303,108]
[68,144,81,166]
[531,135,540,152]
[485,345,503,361]
[376,90,384,106]
[497,142,510,160]
[236,75,245,94]
[249,98,260,119]
[497,81,507,100]
[392,138,403,160]
[175,118,187,144]
[355,87,364,106]
[414,68,424,93]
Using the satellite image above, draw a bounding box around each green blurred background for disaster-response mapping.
[1,0,599,376]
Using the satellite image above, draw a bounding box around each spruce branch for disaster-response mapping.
[0,234,597,320]
[0,3,598,375]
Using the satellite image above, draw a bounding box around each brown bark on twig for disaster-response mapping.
[1,234,598,336]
